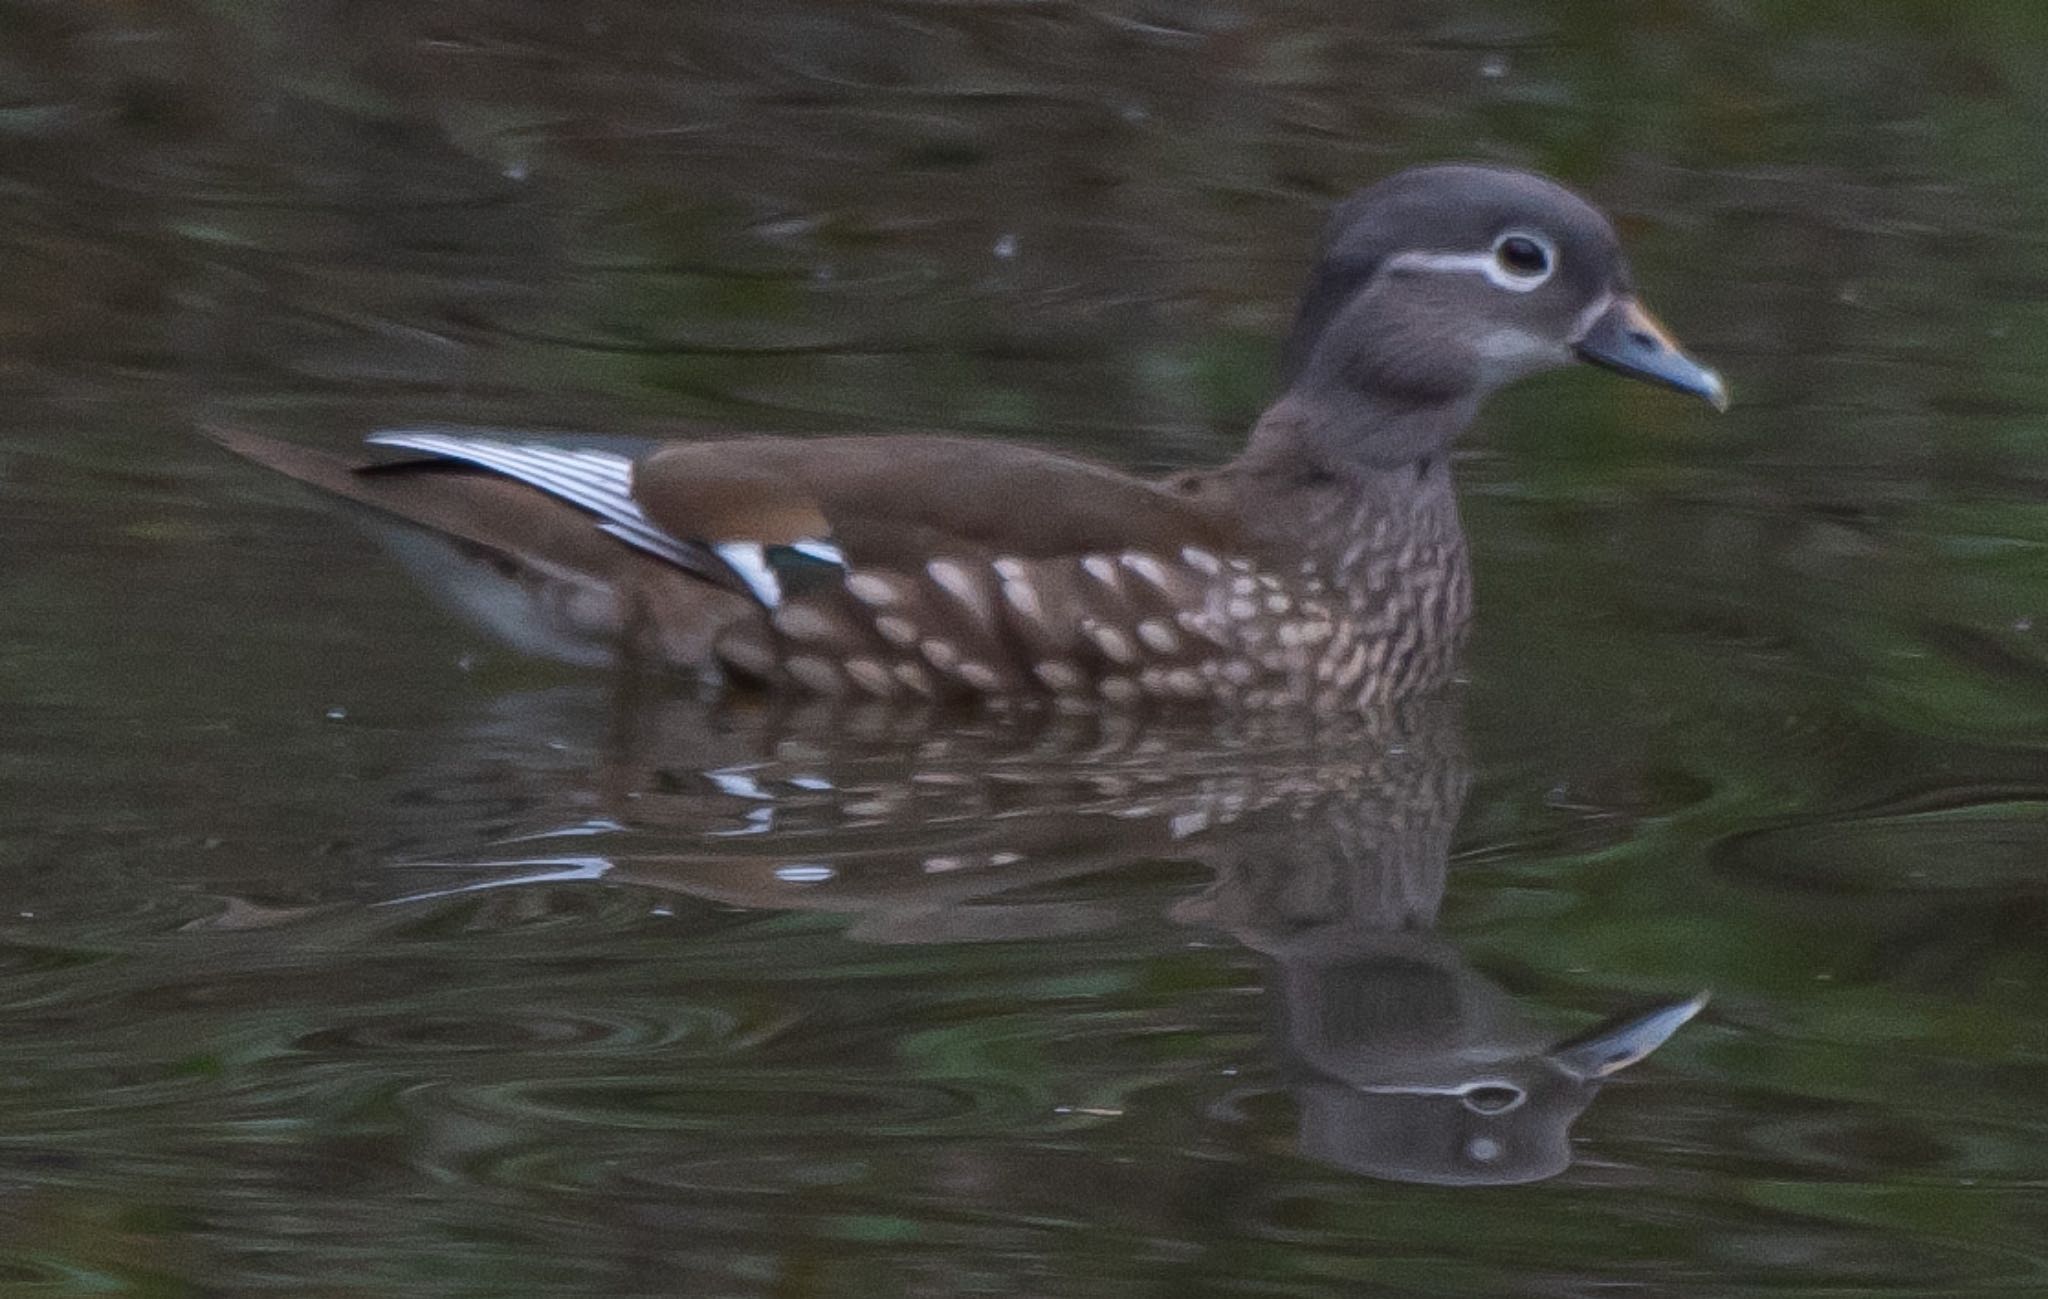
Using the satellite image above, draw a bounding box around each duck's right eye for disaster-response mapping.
[1494,233,1552,280]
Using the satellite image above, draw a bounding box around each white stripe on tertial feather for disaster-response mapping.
[370,431,852,609]
[369,432,701,567]
[372,433,633,502]
[720,538,845,604]
[788,540,846,566]
[711,541,781,606]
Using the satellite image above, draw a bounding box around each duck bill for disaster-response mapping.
[1547,991,1709,1080]
[1573,297,1728,411]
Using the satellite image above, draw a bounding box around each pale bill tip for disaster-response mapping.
[1701,367,1731,413]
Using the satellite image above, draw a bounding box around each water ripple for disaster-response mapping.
[291,1004,733,1058]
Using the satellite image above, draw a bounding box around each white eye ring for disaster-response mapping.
[1490,230,1556,288]
[1382,232,1558,293]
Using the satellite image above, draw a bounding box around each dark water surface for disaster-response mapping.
[6,1,2048,1293]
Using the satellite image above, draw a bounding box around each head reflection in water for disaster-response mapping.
[1278,957,1705,1185]
[401,691,1705,1187]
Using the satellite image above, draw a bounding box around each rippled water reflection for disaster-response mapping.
[7,0,2048,1294]
[383,695,1705,1188]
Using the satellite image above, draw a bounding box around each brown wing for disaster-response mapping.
[632,435,1244,566]
[628,437,1270,700]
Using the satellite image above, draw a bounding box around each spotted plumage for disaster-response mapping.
[212,164,1724,711]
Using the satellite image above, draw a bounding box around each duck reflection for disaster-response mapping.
[407,689,1702,1185]
[1164,725,1705,1185]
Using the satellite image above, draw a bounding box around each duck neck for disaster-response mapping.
[1230,393,1472,652]
[1240,391,1474,483]
[1232,397,1466,551]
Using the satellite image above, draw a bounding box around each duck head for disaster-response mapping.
[1273,164,1726,470]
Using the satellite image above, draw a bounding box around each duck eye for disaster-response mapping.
[1494,234,1551,280]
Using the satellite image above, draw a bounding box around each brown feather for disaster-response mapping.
[207,426,762,671]
[636,436,1244,567]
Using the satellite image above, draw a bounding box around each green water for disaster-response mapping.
[4,1,2048,1293]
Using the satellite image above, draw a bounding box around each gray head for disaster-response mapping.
[1273,164,1726,469]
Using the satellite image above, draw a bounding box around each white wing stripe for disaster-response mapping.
[378,437,637,519]
[369,432,703,568]
[373,435,633,508]
[367,431,845,607]
[788,540,847,565]
[712,541,783,606]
